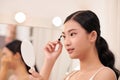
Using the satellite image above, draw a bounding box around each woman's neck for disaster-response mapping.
[14,63,29,79]
[79,47,104,72]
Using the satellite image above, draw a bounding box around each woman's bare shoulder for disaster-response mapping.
[64,70,79,80]
[94,67,117,80]
[8,74,17,80]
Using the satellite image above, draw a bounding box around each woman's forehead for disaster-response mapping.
[2,47,8,53]
[62,21,83,34]
[64,20,82,27]
[2,47,12,54]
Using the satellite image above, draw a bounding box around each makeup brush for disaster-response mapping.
[58,35,62,41]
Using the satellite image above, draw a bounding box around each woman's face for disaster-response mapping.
[63,20,92,59]
[1,47,15,69]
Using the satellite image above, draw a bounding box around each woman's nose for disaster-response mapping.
[64,38,71,47]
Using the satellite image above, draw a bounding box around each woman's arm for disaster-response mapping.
[40,41,63,80]
[0,55,9,80]
[30,41,63,80]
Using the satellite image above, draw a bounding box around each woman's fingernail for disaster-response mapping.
[29,69,34,73]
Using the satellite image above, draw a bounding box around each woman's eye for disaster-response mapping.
[70,33,76,36]
[62,35,66,39]
[2,53,6,56]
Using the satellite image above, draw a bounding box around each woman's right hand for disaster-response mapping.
[44,40,63,61]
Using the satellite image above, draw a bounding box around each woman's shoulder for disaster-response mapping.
[94,67,117,80]
[64,70,79,80]
[8,74,17,80]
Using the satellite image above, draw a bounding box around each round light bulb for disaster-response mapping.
[15,12,26,23]
[52,16,62,27]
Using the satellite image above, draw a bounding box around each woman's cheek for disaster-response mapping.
[6,55,13,63]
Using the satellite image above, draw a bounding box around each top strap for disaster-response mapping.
[89,67,106,80]
[65,70,79,80]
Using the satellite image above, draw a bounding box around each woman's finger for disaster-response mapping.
[48,41,55,48]
[44,41,57,53]
[29,69,42,78]
[45,44,53,52]
[56,41,63,54]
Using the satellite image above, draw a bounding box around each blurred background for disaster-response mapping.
[0,0,120,80]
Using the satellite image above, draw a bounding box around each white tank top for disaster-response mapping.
[89,67,106,80]
[65,67,117,80]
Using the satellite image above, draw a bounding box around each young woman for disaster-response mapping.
[0,40,38,80]
[30,10,120,80]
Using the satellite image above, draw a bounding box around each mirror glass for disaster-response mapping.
[21,40,35,70]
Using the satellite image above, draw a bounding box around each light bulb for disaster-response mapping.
[15,12,26,23]
[52,16,62,27]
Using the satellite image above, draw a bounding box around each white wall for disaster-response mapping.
[0,0,79,27]
[16,26,32,41]
[0,24,7,36]
[116,0,120,70]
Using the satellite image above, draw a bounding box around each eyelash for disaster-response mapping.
[62,32,77,39]
[70,32,77,36]
[62,35,66,39]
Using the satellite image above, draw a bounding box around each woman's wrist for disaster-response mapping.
[44,55,58,63]
[39,57,56,80]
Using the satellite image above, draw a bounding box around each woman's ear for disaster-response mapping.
[14,52,21,59]
[89,31,97,42]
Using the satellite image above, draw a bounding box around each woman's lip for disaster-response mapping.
[67,48,74,54]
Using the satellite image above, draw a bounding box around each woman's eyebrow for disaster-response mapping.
[62,32,64,34]
[68,29,77,33]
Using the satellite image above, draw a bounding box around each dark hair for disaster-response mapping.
[5,39,38,73]
[64,10,120,79]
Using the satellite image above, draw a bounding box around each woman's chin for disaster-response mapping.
[69,54,78,59]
